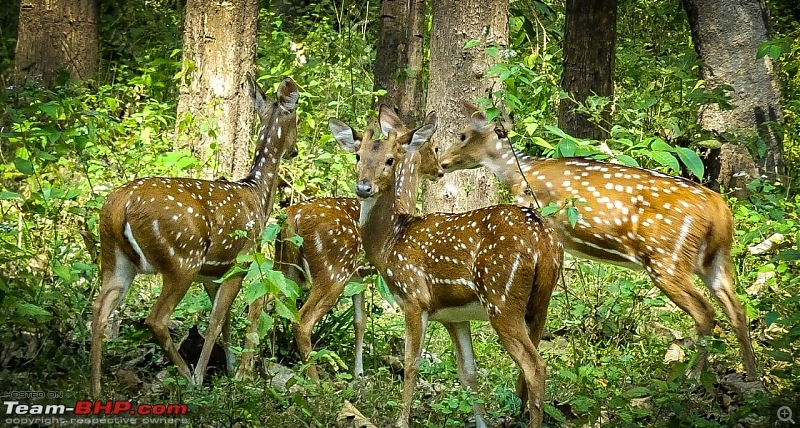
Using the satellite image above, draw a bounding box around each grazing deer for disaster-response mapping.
[238,112,443,380]
[439,103,758,378]
[330,105,563,428]
[90,73,299,397]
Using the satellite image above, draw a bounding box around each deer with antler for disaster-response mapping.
[439,103,758,379]
[330,105,563,428]
[90,73,299,397]
[239,111,443,380]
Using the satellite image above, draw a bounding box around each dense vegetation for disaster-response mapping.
[1,0,799,426]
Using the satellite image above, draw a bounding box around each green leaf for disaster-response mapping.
[40,102,59,119]
[649,138,675,152]
[623,386,651,398]
[695,139,721,149]
[14,158,34,175]
[647,150,680,172]
[677,147,704,179]
[764,312,780,327]
[614,154,639,167]
[261,223,281,244]
[375,275,394,305]
[565,206,580,228]
[557,139,576,157]
[765,349,794,362]
[700,370,716,391]
[257,311,274,338]
[0,191,23,200]
[244,280,268,305]
[343,281,366,298]
[17,303,51,318]
[544,124,569,139]
[540,202,560,217]
[463,39,480,49]
[286,234,303,247]
[274,298,299,322]
[52,263,75,282]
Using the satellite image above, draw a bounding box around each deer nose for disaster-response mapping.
[437,168,444,178]
[355,180,373,198]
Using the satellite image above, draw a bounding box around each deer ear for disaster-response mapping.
[404,123,437,153]
[248,72,271,117]
[379,104,404,137]
[277,77,299,111]
[329,118,360,153]
[423,111,438,130]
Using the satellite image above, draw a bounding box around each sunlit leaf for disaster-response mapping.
[677,147,704,179]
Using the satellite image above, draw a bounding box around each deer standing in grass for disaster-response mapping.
[90,74,299,397]
[239,111,442,379]
[439,104,758,378]
[330,105,563,428]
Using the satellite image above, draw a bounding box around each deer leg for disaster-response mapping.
[352,290,366,377]
[517,283,556,418]
[491,314,546,428]
[90,252,136,398]
[397,306,428,428]
[443,321,487,428]
[194,275,243,385]
[202,279,234,375]
[145,273,195,382]
[701,252,758,378]
[649,269,717,378]
[293,276,347,380]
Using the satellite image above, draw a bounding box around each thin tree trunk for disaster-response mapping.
[683,0,785,189]
[14,0,99,86]
[558,0,617,140]
[175,0,259,179]
[422,0,508,214]
[373,0,426,125]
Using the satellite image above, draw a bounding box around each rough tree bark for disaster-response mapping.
[175,0,260,179]
[558,0,617,140]
[373,0,426,125]
[14,0,99,86]
[422,0,508,214]
[683,0,785,190]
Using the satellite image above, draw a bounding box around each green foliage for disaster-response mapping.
[0,1,799,427]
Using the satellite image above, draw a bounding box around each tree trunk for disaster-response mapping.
[683,0,785,189]
[558,0,617,140]
[422,0,508,214]
[14,0,99,86]
[175,0,260,179]
[373,0,426,125]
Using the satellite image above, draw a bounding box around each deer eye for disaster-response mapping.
[386,158,394,166]
[459,134,467,142]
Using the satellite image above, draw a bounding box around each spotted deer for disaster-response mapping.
[439,103,758,378]
[330,105,563,428]
[239,111,443,380]
[90,74,299,397]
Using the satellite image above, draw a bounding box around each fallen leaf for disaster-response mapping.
[663,343,686,364]
[336,400,377,428]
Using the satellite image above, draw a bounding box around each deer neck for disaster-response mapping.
[393,151,424,215]
[359,152,422,269]
[238,123,287,219]
[359,186,400,270]
[482,136,539,188]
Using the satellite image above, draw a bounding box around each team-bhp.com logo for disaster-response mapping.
[4,400,189,425]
